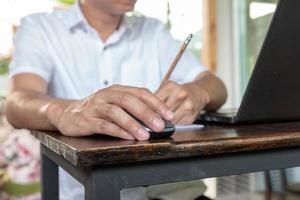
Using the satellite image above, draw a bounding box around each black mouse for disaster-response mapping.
[133,117,175,139]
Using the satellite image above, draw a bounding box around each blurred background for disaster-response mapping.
[2,0,300,199]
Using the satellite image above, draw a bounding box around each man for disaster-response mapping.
[5,0,227,199]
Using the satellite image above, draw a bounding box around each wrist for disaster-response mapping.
[45,99,79,127]
[45,100,66,127]
[184,82,211,108]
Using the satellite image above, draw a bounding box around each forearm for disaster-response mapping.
[194,72,228,111]
[5,90,70,130]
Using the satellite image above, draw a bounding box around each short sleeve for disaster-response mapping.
[155,23,207,84]
[9,15,53,82]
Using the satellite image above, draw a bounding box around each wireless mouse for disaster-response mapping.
[134,117,175,139]
[147,119,175,139]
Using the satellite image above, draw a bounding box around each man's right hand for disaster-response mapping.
[46,85,174,141]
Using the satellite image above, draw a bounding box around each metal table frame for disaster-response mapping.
[41,144,300,200]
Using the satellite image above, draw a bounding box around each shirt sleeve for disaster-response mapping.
[155,22,207,84]
[9,15,53,82]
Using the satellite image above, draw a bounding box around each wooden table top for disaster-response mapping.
[32,121,300,167]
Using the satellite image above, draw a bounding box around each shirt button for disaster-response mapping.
[104,80,109,85]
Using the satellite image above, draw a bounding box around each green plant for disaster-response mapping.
[0,58,9,75]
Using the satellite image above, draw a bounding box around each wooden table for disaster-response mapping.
[33,121,300,200]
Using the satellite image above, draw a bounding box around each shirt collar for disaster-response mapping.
[64,1,135,34]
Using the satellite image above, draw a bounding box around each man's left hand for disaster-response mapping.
[156,81,210,125]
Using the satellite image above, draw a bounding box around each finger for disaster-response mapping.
[155,81,174,101]
[173,107,187,124]
[106,91,166,132]
[133,87,175,120]
[155,86,169,102]
[165,88,188,111]
[110,85,174,121]
[95,104,150,141]
[173,100,195,124]
[176,115,197,125]
[89,118,137,140]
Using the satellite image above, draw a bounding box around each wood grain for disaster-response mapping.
[32,121,300,167]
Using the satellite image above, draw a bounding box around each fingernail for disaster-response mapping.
[153,118,164,130]
[123,133,135,140]
[137,128,149,140]
[166,110,175,120]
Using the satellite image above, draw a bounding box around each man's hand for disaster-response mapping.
[6,73,225,140]
[156,81,210,125]
[46,85,174,140]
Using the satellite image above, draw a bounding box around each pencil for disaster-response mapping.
[160,34,193,88]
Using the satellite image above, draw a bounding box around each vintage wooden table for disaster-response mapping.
[32,121,300,200]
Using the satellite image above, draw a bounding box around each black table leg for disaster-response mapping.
[85,174,121,200]
[41,148,59,200]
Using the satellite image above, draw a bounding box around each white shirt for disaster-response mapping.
[10,2,206,99]
[9,2,207,200]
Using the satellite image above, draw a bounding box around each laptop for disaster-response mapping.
[198,0,300,124]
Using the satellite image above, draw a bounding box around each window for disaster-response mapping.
[236,0,278,93]
[135,0,203,60]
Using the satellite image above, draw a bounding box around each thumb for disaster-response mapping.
[155,80,174,101]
